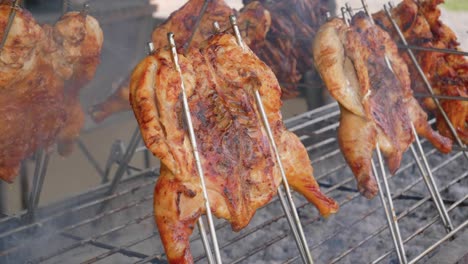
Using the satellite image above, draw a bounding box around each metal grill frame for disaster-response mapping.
[0,0,467,263]
[0,102,466,264]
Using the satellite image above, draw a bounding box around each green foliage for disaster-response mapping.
[444,0,468,11]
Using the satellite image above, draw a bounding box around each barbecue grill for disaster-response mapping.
[0,0,467,263]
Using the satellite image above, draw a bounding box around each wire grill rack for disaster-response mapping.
[0,102,466,264]
[0,0,467,263]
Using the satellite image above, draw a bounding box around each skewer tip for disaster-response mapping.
[167,32,176,48]
[213,21,221,33]
[80,3,90,16]
[229,15,237,26]
[147,42,155,55]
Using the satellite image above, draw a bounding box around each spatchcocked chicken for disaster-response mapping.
[130,32,338,263]
[313,12,452,198]
[0,2,103,182]
[373,0,468,144]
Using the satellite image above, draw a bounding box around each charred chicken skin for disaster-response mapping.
[90,0,270,123]
[313,13,452,198]
[0,4,103,182]
[373,0,468,144]
[130,33,338,263]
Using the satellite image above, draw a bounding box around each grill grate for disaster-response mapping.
[0,0,467,263]
[0,102,466,263]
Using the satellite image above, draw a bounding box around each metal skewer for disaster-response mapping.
[408,124,454,232]
[0,0,21,52]
[167,32,222,264]
[358,1,454,234]
[229,14,314,264]
[397,44,468,57]
[383,3,468,161]
[372,146,408,264]
[25,150,51,222]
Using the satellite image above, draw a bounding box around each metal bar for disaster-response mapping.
[197,219,215,264]
[0,0,20,52]
[330,153,465,263]
[397,44,468,57]
[383,4,468,160]
[371,154,407,264]
[230,14,313,264]
[105,127,141,196]
[25,150,50,222]
[372,194,468,263]
[24,196,154,262]
[409,124,453,233]
[226,141,444,264]
[167,32,222,264]
[409,220,468,264]
[61,232,151,260]
[82,233,157,264]
[76,138,106,180]
[0,172,156,243]
[413,93,468,101]
[183,0,209,54]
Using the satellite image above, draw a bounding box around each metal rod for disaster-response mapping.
[82,233,157,264]
[106,127,141,195]
[383,4,468,160]
[197,219,215,264]
[330,156,465,264]
[77,138,106,180]
[230,14,313,264]
[61,232,151,261]
[409,123,453,232]
[238,150,463,264]
[0,171,156,243]
[25,150,50,222]
[397,44,468,57]
[413,93,468,101]
[345,2,354,16]
[167,32,222,264]
[372,145,408,264]
[0,0,20,52]
[409,220,468,264]
[372,194,468,263]
[371,158,407,264]
[183,0,209,54]
[80,3,90,16]
[62,0,69,14]
[19,195,154,262]
[341,7,350,26]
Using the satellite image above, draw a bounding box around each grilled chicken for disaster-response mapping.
[249,0,330,98]
[373,0,468,144]
[130,33,338,263]
[0,3,103,182]
[90,0,270,123]
[52,11,104,155]
[313,13,452,198]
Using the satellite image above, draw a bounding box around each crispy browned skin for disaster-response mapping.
[374,0,468,144]
[0,4,103,182]
[314,14,452,198]
[130,33,338,263]
[90,0,270,123]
